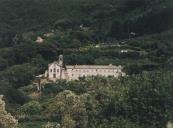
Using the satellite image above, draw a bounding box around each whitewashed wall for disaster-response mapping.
[48,63,61,80]
[48,63,125,81]
[66,66,124,80]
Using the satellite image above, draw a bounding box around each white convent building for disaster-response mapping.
[44,55,125,81]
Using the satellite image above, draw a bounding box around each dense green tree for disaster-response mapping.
[20,101,42,115]
[3,64,37,88]
[0,57,8,71]
[107,70,173,128]
[0,95,18,128]
[44,90,88,128]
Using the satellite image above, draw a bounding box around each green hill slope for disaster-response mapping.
[0,1,173,128]
[0,0,173,47]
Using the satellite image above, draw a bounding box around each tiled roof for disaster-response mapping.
[66,65,122,69]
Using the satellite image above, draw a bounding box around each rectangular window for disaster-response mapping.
[57,69,59,72]
[54,68,56,72]
[50,69,52,72]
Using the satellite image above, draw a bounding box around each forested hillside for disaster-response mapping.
[0,0,173,47]
[0,0,173,127]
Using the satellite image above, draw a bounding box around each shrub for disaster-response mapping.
[20,101,42,115]
[0,95,18,128]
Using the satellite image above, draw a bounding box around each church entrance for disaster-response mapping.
[53,74,56,78]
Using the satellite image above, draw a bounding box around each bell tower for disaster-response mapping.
[59,54,63,66]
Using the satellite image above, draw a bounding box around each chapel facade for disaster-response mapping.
[44,55,125,81]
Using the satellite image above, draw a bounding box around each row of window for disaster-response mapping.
[50,69,59,73]
[70,69,119,72]
[71,73,118,76]
[49,68,119,73]
[71,74,117,77]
